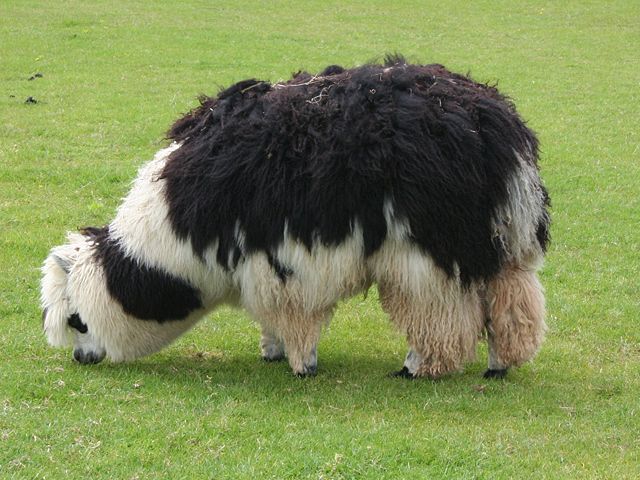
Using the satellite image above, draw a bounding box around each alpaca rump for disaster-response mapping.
[41,56,550,378]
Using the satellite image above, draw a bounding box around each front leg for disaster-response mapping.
[277,310,328,377]
[260,327,285,362]
[282,327,320,377]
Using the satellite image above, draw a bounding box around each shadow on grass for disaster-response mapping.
[75,346,549,406]
[22,340,568,425]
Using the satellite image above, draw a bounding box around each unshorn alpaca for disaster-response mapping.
[41,56,550,378]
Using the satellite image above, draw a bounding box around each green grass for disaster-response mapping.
[1,0,639,478]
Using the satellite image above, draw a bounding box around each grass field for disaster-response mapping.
[1,1,639,478]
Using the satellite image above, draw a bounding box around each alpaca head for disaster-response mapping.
[41,233,107,364]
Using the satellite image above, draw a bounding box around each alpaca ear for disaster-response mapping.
[50,233,85,274]
[52,252,74,274]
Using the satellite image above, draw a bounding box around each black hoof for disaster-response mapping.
[294,364,317,378]
[390,366,416,379]
[483,368,508,379]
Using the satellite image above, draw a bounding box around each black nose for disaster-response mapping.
[73,349,105,365]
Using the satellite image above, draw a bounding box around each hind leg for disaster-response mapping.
[380,281,484,379]
[390,348,424,378]
[484,265,546,378]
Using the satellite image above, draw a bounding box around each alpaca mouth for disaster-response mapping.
[73,349,105,365]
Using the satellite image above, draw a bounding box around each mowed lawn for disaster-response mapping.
[1,1,638,478]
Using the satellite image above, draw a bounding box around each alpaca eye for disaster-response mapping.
[67,313,88,334]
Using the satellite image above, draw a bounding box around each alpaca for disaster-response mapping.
[42,55,550,378]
